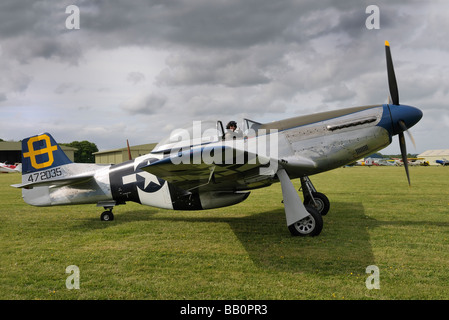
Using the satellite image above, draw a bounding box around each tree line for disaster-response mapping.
[59,141,98,163]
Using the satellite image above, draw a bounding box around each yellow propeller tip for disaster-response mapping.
[385,40,390,47]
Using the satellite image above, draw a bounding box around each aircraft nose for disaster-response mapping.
[389,104,423,135]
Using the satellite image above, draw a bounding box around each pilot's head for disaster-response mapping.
[226,121,237,131]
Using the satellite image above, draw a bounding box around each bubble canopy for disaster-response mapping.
[152,120,224,153]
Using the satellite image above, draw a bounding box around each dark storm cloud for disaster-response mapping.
[0,1,76,61]
[0,0,421,85]
[0,1,59,39]
[0,0,386,63]
[1,0,447,153]
[78,0,299,48]
[155,49,272,87]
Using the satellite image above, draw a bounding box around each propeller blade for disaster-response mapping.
[398,132,411,186]
[406,131,416,149]
[398,120,416,149]
[385,41,400,105]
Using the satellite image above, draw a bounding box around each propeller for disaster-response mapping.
[385,41,417,186]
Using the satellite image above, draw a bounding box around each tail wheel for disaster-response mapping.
[100,210,114,221]
[288,205,323,237]
[304,192,330,216]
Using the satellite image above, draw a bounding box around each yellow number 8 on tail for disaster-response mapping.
[23,134,58,169]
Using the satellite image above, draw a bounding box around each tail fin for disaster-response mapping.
[12,133,97,198]
[21,132,72,174]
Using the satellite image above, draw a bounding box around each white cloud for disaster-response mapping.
[121,92,167,115]
[127,72,146,85]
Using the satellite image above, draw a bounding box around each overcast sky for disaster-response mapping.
[1,0,448,155]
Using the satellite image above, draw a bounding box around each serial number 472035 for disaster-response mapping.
[27,167,63,183]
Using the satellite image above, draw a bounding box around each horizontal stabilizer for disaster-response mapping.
[11,173,95,189]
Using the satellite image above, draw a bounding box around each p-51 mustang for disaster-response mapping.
[12,42,422,237]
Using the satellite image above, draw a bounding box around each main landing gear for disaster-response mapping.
[277,169,327,237]
[286,176,329,237]
[300,176,330,216]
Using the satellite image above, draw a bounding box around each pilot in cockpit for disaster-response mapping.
[224,121,243,139]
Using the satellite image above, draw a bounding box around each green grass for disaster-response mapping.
[1,166,448,300]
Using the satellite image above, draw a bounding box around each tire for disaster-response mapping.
[100,211,114,221]
[288,205,323,237]
[304,192,330,216]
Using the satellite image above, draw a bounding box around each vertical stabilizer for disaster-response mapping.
[21,132,72,174]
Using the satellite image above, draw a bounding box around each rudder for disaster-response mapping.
[21,132,72,174]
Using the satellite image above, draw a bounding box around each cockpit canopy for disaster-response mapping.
[151,119,262,153]
[152,120,221,153]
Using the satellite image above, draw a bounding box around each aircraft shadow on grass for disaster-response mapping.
[73,199,449,276]
[71,201,387,276]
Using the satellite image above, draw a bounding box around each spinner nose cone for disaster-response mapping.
[389,104,423,134]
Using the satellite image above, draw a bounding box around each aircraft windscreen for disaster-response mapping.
[152,120,222,153]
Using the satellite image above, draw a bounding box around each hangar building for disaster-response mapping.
[94,143,157,164]
[418,149,449,165]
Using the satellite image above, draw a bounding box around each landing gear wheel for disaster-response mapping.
[304,192,330,216]
[288,205,323,237]
[100,210,114,221]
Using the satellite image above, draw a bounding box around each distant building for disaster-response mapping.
[94,143,157,164]
[365,153,383,159]
[418,149,449,165]
[0,141,77,163]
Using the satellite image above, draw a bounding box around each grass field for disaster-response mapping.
[1,166,448,300]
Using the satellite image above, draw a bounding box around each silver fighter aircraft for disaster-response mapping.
[12,42,422,237]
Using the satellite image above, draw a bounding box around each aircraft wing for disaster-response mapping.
[142,145,275,191]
